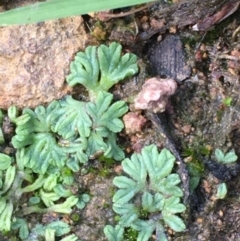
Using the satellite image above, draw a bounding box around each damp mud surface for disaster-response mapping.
[1,0,240,240]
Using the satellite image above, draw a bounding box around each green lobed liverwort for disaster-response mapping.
[0,42,139,236]
[12,219,81,241]
[104,144,186,241]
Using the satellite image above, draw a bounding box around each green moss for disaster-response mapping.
[124,227,138,241]
[70,213,81,222]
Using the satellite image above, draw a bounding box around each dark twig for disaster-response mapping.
[96,2,156,21]
[146,111,190,205]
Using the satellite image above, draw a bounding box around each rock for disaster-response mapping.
[123,112,147,134]
[0,16,87,109]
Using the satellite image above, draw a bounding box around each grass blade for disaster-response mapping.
[0,0,154,26]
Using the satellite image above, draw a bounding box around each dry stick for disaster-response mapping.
[232,25,240,41]
[146,111,190,205]
[217,54,240,61]
[96,2,156,21]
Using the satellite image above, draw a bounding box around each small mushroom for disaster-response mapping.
[134,77,177,113]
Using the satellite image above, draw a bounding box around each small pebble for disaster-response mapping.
[181,124,192,134]
[219,210,224,217]
[217,219,222,226]
[197,218,203,224]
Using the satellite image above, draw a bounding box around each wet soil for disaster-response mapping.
[1,0,240,241]
[148,5,240,241]
[88,1,240,240]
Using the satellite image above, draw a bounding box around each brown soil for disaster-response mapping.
[1,0,240,241]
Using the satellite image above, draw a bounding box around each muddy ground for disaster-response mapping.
[88,1,240,240]
[1,0,240,241]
